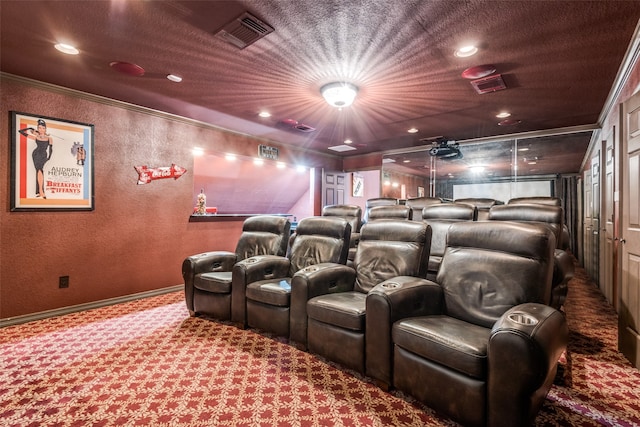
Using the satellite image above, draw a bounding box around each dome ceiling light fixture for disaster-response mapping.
[321,82,358,108]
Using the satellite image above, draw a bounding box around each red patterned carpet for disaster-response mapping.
[1,262,640,426]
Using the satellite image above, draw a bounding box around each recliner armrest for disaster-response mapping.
[184,251,238,277]
[365,276,443,386]
[488,303,568,427]
[290,263,356,346]
[182,251,238,313]
[350,232,361,248]
[231,255,291,325]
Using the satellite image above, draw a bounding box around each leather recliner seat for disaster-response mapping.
[294,220,431,371]
[182,215,290,320]
[366,221,567,427]
[231,216,351,338]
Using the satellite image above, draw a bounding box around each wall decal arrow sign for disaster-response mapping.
[134,164,187,185]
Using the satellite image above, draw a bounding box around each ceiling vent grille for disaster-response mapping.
[294,124,315,133]
[215,12,274,49]
[470,74,507,94]
[277,119,316,133]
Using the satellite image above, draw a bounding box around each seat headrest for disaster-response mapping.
[405,197,442,208]
[508,196,561,206]
[454,198,501,209]
[322,204,362,218]
[447,221,556,259]
[368,205,411,221]
[243,215,291,235]
[361,219,430,243]
[365,197,398,208]
[296,216,351,239]
[422,203,476,220]
[488,204,563,225]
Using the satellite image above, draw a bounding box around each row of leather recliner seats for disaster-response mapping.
[182,196,571,427]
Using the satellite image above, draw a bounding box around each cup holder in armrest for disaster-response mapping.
[381,281,400,289]
[508,312,539,326]
[244,258,258,264]
[303,266,319,272]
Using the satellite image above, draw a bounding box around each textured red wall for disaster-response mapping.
[0,77,340,318]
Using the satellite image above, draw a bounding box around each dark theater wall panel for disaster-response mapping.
[0,76,339,319]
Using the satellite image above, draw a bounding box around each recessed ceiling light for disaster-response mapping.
[54,43,79,55]
[496,112,511,118]
[407,128,418,134]
[259,111,271,118]
[167,74,182,83]
[344,139,353,144]
[403,160,411,163]
[455,45,478,58]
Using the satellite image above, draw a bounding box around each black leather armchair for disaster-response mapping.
[321,204,362,264]
[421,202,476,280]
[489,203,574,309]
[367,221,567,427]
[296,220,431,372]
[182,215,290,320]
[231,216,351,337]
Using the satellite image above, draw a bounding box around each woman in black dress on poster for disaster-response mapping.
[19,119,53,198]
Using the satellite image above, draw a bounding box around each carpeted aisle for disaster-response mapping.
[1,261,640,426]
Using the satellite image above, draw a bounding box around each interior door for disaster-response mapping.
[619,90,640,368]
[583,169,593,279]
[590,153,601,283]
[322,170,347,207]
[602,130,617,306]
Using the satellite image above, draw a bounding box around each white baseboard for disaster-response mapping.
[0,284,184,328]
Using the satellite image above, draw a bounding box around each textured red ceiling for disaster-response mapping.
[1,0,639,163]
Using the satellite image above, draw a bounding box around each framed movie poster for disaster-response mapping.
[352,173,364,197]
[10,111,94,211]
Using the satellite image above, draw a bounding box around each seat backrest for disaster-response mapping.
[235,215,291,261]
[405,197,443,221]
[454,198,501,220]
[437,221,555,328]
[353,220,431,293]
[488,204,563,249]
[288,216,351,276]
[508,196,561,206]
[508,196,570,250]
[422,203,477,258]
[322,204,362,233]
[364,197,398,222]
[367,205,412,221]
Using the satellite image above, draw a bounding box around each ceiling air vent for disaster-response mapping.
[215,12,274,49]
[470,74,507,94]
[294,124,315,133]
[277,119,316,133]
